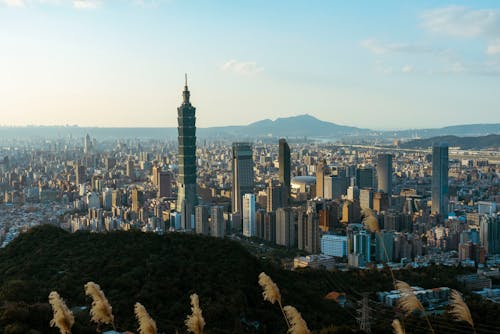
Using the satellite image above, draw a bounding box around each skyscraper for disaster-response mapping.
[356,167,374,189]
[279,138,291,205]
[315,160,327,198]
[231,142,254,215]
[242,193,256,237]
[195,205,209,236]
[158,171,172,198]
[376,154,393,195]
[75,165,86,185]
[176,75,198,229]
[431,143,449,216]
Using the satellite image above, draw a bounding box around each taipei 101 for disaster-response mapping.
[1,1,500,333]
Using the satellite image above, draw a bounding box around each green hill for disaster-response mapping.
[0,225,498,334]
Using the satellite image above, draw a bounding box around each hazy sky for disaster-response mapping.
[1,0,500,129]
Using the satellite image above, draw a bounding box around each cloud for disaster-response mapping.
[73,0,99,9]
[1,0,26,6]
[487,41,500,55]
[360,39,435,55]
[221,60,263,76]
[401,65,414,73]
[421,6,500,39]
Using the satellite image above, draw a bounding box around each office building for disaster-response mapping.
[211,206,225,238]
[266,181,283,212]
[359,188,373,210]
[195,205,210,236]
[276,207,296,248]
[158,171,172,198]
[242,193,256,237]
[231,142,254,215]
[480,215,500,255]
[131,189,144,213]
[75,165,86,186]
[315,160,327,198]
[353,230,371,263]
[431,143,449,216]
[321,234,348,257]
[376,154,393,195]
[176,76,198,229]
[375,231,394,262]
[356,167,374,189]
[279,138,291,205]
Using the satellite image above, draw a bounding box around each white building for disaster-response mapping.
[321,234,348,257]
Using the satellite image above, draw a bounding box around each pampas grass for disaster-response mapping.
[362,208,380,233]
[48,291,74,334]
[185,293,205,334]
[84,281,115,329]
[258,272,290,328]
[392,319,405,334]
[449,290,476,333]
[283,305,310,334]
[134,302,157,334]
[395,280,434,334]
[258,272,282,305]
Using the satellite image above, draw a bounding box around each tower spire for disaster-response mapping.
[182,73,190,104]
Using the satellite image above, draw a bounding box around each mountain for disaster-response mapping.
[0,116,499,141]
[399,134,500,150]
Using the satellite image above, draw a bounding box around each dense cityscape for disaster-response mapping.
[1,81,499,318]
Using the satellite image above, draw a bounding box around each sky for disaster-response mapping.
[0,0,500,129]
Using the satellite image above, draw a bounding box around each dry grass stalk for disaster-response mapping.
[362,208,380,233]
[185,293,206,334]
[283,305,311,334]
[48,291,75,334]
[258,272,282,305]
[392,319,405,334]
[258,272,290,328]
[134,302,157,334]
[395,280,424,315]
[449,290,475,332]
[84,281,115,328]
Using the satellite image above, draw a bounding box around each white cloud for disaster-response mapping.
[401,65,414,73]
[360,39,435,55]
[73,0,99,9]
[421,6,500,38]
[1,0,26,6]
[221,60,263,76]
[487,41,500,55]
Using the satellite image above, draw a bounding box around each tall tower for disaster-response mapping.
[376,154,392,195]
[231,142,254,215]
[431,143,449,217]
[279,138,291,205]
[176,75,198,229]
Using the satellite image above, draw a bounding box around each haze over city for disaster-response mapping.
[1,0,500,128]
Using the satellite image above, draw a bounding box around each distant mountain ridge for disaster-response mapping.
[0,114,499,140]
[399,134,500,150]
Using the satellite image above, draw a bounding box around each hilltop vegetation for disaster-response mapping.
[0,225,498,333]
[399,134,500,150]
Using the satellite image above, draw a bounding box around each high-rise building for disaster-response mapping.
[158,171,172,198]
[264,211,276,243]
[242,193,256,237]
[353,230,371,263]
[195,205,210,236]
[276,207,296,248]
[431,143,449,216]
[297,209,320,253]
[279,138,291,205]
[75,165,86,186]
[356,167,374,189]
[359,188,373,210]
[376,154,393,195]
[126,160,134,178]
[480,215,500,255]
[84,134,92,154]
[131,188,144,213]
[211,206,225,238]
[375,231,394,262]
[321,234,348,257]
[315,160,327,198]
[176,76,198,229]
[266,181,283,212]
[232,142,254,215]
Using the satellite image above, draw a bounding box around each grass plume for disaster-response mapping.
[84,281,115,329]
[258,272,290,328]
[395,280,434,334]
[48,291,74,334]
[449,290,476,333]
[283,305,311,334]
[362,208,380,233]
[185,293,205,334]
[134,302,157,334]
[392,319,405,334]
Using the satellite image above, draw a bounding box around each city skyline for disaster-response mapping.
[1,1,500,128]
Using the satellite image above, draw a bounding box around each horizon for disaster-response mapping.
[0,113,499,131]
[1,1,500,128]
